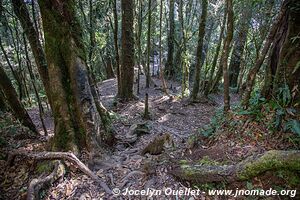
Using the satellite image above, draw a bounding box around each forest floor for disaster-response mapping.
[0,74,299,200]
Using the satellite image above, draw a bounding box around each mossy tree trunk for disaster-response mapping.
[38,0,106,154]
[170,150,300,184]
[119,0,135,101]
[190,0,208,101]
[0,63,38,134]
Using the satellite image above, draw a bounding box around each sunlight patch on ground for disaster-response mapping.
[153,95,170,104]
[158,113,172,123]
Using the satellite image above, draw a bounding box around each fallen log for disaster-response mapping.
[169,150,300,183]
[8,151,112,194]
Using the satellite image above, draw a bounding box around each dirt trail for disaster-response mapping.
[1,75,239,199]
[44,75,229,199]
[73,75,232,199]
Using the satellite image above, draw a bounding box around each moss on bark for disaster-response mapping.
[170,150,300,184]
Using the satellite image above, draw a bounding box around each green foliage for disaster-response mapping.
[276,170,300,187]
[95,32,107,49]
[236,85,300,139]
[199,108,225,137]
[0,136,7,148]
[277,84,291,107]
[198,156,221,166]
[284,120,300,136]
[36,162,53,174]
[237,89,266,120]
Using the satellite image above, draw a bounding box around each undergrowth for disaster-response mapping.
[198,87,300,145]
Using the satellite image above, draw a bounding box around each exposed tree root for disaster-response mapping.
[8,151,112,194]
[170,150,300,184]
[27,161,65,200]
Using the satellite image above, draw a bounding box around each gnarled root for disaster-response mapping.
[27,161,65,200]
[8,151,112,194]
[170,150,300,184]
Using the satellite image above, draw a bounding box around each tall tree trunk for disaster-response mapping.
[205,8,227,95]
[38,0,109,155]
[159,0,168,95]
[190,0,208,101]
[222,0,234,112]
[237,48,248,94]
[105,57,116,79]
[136,0,143,95]
[119,0,135,101]
[146,0,152,88]
[12,0,51,106]
[112,0,121,95]
[228,6,252,88]
[0,63,38,134]
[165,0,175,79]
[179,0,189,97]
[23,34,48,136]
[242,2,286,108]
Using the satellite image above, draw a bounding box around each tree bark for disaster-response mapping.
[119,0,135,101]
[0,63,38,134]
[190,0,208,101]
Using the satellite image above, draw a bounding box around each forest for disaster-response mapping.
[0,0,299,199]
